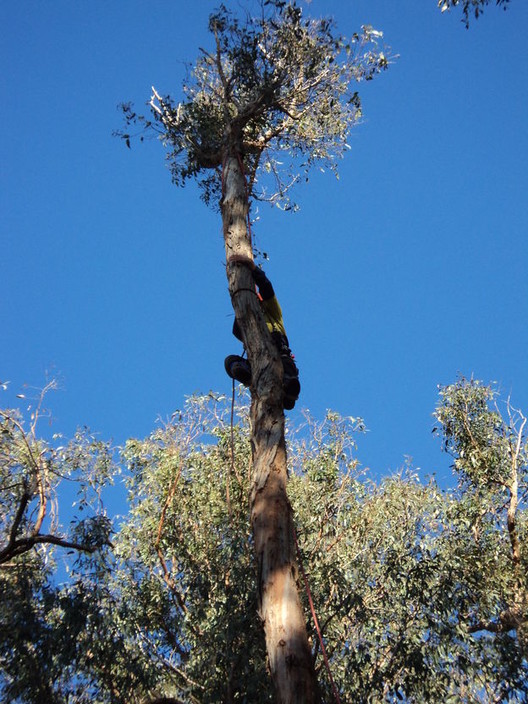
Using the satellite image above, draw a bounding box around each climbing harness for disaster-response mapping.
[230,287,258,296]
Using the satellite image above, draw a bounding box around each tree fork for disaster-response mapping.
[222,154,319,703]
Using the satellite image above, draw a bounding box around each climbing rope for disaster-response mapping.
[292,523,342,704]
[224,150,252,499]
[225,377,235,522]
[230,287,258,296]
[227,391,341,700]
[229,377,244,486]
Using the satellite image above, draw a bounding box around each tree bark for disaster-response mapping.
[221,154,319,703]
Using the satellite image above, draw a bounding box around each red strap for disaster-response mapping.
[292,522,342,704]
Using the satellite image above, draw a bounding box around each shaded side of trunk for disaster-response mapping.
[221,154,318,704]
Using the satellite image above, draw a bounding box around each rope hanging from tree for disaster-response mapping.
[292,523,343,704]
[228,393,341,702]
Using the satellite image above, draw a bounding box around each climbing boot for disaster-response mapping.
[283,375,300,399]
[224,355,252,386]
[283,395,297,411]
[282,356,300,399]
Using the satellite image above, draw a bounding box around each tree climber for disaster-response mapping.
[224,256,301,410]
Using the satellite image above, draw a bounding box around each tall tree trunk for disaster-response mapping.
[221,154,319,704]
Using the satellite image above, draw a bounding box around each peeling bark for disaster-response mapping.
[221,154,318,703]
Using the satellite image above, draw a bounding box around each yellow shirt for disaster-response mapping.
[261,295,286,337]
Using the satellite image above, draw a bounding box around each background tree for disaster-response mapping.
[0,383,115,703]
[0,381,113,567]
[117,2,388,701]
[4,381,525,702]
[435,378,528,660]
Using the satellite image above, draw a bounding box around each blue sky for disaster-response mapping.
[2,0,527,488]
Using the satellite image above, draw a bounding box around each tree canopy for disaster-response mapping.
[117,1,389,209]
[2,379,527,702]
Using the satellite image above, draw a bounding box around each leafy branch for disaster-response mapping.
[0,384,113,567]
[116,1,390,211]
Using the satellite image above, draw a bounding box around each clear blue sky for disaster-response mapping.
[2,1,527,487]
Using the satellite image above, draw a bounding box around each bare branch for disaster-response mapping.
[212,27,237,116]
[0,532,106,566]
[468,607,525,635]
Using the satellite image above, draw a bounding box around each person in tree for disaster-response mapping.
[224,256,300,410]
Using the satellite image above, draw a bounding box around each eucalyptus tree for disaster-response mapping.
[0,384,115,704]
[117,2,388,700]
[2,382,526,702]
[434,378,528,659]
[0,382,113,568]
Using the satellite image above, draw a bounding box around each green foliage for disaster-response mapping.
[438,0,512,27]
[116,395,272,702]
[117,1,389,208]
[434,377,528,678]
[0,383,113,566]
[0,383,117,703]
[287,397,527,701]
[435,378,526,492]
[2,383,527,702]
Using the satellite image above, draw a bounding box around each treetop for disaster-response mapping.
[117,1,390,209]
